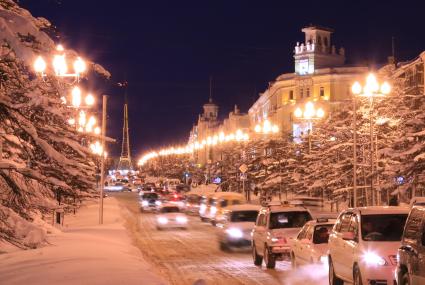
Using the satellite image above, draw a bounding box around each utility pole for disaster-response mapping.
[353,97,357,207]
[99,95,107,225]
[370,98,375,206]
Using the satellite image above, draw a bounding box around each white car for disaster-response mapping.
[328,206,409,285]
[156,204,189,230]
[251,203,313,269]
[290,218,335,267]
[216,204,260,251]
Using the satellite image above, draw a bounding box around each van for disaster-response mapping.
[206,192,245,226]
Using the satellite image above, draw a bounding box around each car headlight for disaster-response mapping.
[157,217,168,224]
[142,200,149,206]
[176,216,188,224]
[226,228,243,239]
[155,200,161,206]
[320,255,328,264]
[362,252,387,266]
[210,206,217,215]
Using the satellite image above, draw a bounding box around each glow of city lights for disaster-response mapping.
[85,93,95,106]
[78,110,86,126]
[254,124,261,133]
[34,56,46,73]
[380,81,391,95]
[294,107,303,118]
[52,54,67,76]
[138,128,251,166]
[68,118,75,125]
[295,102,325,120]
[71,86,82,108]
[73,57,86,74]
[352,73,391,98]
[56,44,65,52]
[94,127,101,135]
[316,108,325,118]
[351,81,362,95]
[90,141,104,156]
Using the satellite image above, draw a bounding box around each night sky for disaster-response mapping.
[21,0,424,160]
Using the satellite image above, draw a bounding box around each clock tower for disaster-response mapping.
[294,25,345,75]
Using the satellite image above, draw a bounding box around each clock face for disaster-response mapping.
[299,59,309,75]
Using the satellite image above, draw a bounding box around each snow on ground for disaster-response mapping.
[0,197,167,285]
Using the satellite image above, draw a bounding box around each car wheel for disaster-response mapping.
[353,265,363,285]
[263,245,276,269]
[211,220,216,226]
[156,226,162,231]
[291,252,297,269]
[401,272,410,285]
[329,258,343,285]
[219,241,229,252]
[252,242,263,266]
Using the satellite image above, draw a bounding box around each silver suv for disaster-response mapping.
[251,203,313,269]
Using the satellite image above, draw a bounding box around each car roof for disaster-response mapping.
[260,205,311,213]
[305,219,337,226]
[210,192,245,199]
[351,206,410,215]
[226,204,261,212]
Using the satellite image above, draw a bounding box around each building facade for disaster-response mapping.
[249,26,368,138]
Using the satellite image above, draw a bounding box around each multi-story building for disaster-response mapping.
[188,98,221,164]
[249,25,368,138]
[391,51,425,94]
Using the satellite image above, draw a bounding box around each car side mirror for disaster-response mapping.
[342,232,355,241]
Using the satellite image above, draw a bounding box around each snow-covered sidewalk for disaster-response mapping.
[0,197,167,285]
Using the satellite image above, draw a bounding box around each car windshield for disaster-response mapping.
[269,211,312,229]
[161,207,180,213]
[361,214,408,241]
[143,193,158,199]
[230,210,258,222]
[313,224,334,244]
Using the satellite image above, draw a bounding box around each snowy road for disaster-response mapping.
[113,192,331,285]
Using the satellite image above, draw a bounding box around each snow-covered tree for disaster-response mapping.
[0,0,110,248]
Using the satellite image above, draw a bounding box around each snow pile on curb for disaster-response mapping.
[0,197,168,285]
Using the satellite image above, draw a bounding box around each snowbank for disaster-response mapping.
[0,197,167,285]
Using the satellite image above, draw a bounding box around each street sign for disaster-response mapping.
[240,173,247,180]
[239,164,248,173]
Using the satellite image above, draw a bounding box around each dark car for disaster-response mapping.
[396,205,425,285]
[139,192,161,212]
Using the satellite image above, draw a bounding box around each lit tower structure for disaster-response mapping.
[118,83,133,171]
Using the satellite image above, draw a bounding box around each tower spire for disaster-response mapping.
[117,81,132,171]
[209,76,213,103]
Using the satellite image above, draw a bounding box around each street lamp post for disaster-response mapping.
[352,74,391,206]
[294,102,325,153]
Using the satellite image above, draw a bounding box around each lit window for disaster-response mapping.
[306,88,310,97]
[320,87,325,97]
[300,89,304,99]
[289,90,294,100]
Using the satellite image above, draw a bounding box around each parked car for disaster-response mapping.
[139,191,161,212]
[290,218,335,267]
[328,206,409,285]
[396,205,425,285]
[216,204,260,251]
[251,202,313,269]
[156,204,188,230]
